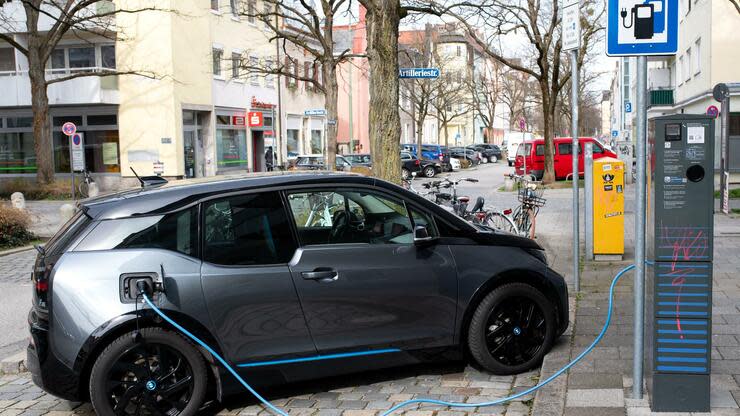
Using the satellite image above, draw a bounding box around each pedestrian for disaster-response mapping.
[265,147,275,172]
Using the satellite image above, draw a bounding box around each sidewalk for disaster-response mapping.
[531,187,740,415]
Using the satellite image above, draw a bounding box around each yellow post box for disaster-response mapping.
[593,157,624,259]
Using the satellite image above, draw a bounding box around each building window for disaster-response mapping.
[287,129,299,156]
[68,47,95,71]
[310,129,322,153]
[684,49,690,82]
[53,129,121,174]
[247,0,256,23]
[211,0,219,11]
[456,45,462,57]
[51,49,66,72]
[213,48,223,77]
[216,127,248,171]
[694,39,701,75]
[249,56,259,85]
[0,132,36,174]
[677,55,683,85]
[231,52,241,79]
[101,45,115,69]
[0,48,16,72]
[230,0,238,15]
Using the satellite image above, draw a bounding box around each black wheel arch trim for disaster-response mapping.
[74,310,225,401]
[457,268,567,351]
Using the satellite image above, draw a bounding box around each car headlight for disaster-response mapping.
[525,248,548,265]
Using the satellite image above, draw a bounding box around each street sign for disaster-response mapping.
[248,111,263,127]
[327,119,337,126]
[612,130,619,137]
[398,68,440,79]
[606,0,679,56]
[304,109,327,116]
[62,122,76,136]
[518,117,526,131]
[707,105,719,118]
[562,2,581,51]
[625,102,633,113]
[70,132,85,172]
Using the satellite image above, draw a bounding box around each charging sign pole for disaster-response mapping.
[563,0,580,292]
[606,0,678,401]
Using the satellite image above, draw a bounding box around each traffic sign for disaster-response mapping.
[304,109,326,116]
[707,105,719,119]
[62,122,76,136]
[518,117,526,131]
[70,133,85,172]
[398,68,440,79]
[606,0,678,56]
[625,102,633,113]
[612,130,619,137]
[562,2,581,51]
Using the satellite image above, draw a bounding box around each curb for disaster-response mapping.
[0,351,27,375]
[0,245,35,257]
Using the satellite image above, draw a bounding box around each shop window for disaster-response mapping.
[730,114,740,136]
[0,48,15,72]
[216,128,248,171]
[6,117,33,128]
[216,115,231,125]
[53,116,83,127]
[0,132,36,174]
[53,130,121,173]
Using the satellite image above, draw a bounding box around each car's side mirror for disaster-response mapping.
[413,225,434,245]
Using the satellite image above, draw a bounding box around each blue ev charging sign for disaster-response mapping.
[607,0,678,56]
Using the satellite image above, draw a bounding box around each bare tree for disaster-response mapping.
[433,70,470,147]
[239,0,362,171]
[500,67,531,131]
[451,0,605,183]
[0,0,160,184]
[467,59,503,143]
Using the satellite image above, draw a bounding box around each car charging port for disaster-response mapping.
[120,273,161,303]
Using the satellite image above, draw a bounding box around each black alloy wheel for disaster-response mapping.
[90,328,207,416]
[468,283,556,374]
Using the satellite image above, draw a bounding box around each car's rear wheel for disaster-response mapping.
[491,155,498,163]
[423,166,436,178]
[89,327,207,416]
[468,283,556,375]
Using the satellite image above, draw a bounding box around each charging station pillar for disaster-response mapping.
[647,114,714,412]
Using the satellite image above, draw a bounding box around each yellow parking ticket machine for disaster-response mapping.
[593,157,624,259]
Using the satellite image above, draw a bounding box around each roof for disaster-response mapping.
[83,172,379,220]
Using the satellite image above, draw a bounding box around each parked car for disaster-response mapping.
[400,144,452,171]
[514,137,617,180]
[449,157,462,171]
[344,154,372,167]
[467,144,502,163]
[27,173,568,415]
[292,154,352,171]
[400,152,443,178]
[505,132,533,167]
[449,147,481,165]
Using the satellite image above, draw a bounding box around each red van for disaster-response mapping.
[514,137,617,180]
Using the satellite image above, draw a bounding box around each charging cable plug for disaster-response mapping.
[620,8,627,19]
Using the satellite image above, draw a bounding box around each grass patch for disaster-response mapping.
[714,188,740,199]
[543,179,585,190]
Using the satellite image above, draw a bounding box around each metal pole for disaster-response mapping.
[633,55,648,400]
[720,96,730,214]
[571,50,580,293]
[68,136,75,202]
[585,141,593,260]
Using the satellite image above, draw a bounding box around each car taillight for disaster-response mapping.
[36,280,48,292]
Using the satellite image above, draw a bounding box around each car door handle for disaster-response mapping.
[301,269,338,282]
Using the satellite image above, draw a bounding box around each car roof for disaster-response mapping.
[83,172,382,220]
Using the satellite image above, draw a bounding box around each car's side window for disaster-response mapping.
[409,207,438,238]
[592,143,604,154]
[557,143,571,155]
[75,207,198,256]
[535,145,545,156]
[287,189,415,245]
[203,192,296,266]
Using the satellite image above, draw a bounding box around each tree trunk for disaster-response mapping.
[444,123,449,148]
[540,84,556,184]
[324,64,339,171]
[28,62,53,185]
[364,1,401,183]
[415,103,425,158]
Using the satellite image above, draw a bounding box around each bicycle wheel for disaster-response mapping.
[513,207,532,237]
[486,212,518,234]
[78,181,89,198]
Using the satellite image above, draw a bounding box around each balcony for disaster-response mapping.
[649,89,674,108]
[0,68,119,108]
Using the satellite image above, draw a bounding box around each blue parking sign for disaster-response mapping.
[625,102,633,113]
[612,130,619,138]
[606,0,678,56]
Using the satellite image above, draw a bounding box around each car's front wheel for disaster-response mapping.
[468,283,556,375]
[401,168,410,180]
[490,155,498,163]
[89,327,208,416]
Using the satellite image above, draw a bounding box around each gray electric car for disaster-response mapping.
[27,172,568,416]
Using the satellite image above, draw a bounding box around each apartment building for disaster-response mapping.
[609,0,740,170]
[0,0,325,188]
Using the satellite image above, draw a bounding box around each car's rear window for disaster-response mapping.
[44,210,93,256]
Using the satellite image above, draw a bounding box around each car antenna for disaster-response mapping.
[130,167,145,188]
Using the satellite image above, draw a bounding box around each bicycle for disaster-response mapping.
[511,184,546,239]
[78,169,95,198]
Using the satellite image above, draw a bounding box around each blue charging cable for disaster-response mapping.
[142,263,635,415]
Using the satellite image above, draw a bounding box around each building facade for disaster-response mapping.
[0,0,325,189]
